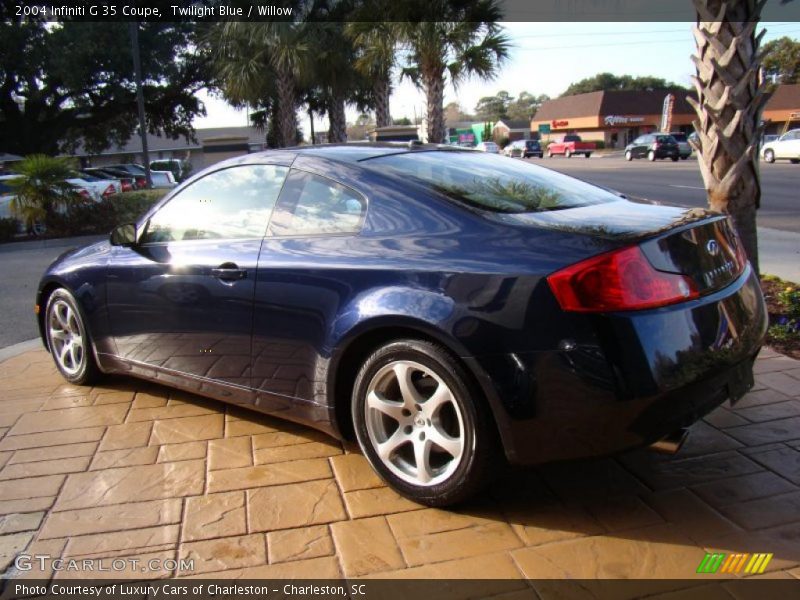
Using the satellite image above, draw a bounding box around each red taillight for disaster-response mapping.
[103,184,115,197]
[547,246,699,312]
[135,176,146,188]
[78,189,91,199]
[121,181,133,192]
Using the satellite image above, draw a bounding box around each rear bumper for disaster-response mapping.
[467,265,767,465]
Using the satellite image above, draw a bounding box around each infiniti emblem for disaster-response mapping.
[706,240,720,256]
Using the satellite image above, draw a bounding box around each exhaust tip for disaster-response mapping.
[649,428,689,455]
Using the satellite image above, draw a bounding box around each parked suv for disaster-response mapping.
[625,134,680,162]
[669,132,693,159]
[504,140,543,159]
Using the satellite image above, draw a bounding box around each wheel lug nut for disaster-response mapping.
[419,432,425,441]
[402,409,411,417]
[404,425,413,435]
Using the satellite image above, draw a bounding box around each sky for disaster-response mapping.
[192,21,800,135]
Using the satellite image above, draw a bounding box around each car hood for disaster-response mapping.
[488,199,717,242]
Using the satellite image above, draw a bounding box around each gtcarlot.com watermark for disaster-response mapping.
[14,554,194,574]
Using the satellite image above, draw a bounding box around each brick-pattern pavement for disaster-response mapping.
[0,347,799,585]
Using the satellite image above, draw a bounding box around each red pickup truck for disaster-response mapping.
[547,134,596,158]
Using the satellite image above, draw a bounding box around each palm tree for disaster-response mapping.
[398,0,510,144]
[8,155,79,231]
[688,0,774,275]
[209,20,312,148]
[346,14,401,128]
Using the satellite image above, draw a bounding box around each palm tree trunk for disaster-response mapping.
[374,73,392,128]
[423,70,445,144]
[308,108,316,144]
[275,66,297,148]
[328,91,347,143]
[688,0,768,276]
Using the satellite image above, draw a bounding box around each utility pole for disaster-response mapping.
[129,21,152,188]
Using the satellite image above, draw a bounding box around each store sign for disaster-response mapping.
[551,120,569,128]
[791,111,800,119]
[458,133,475,143]
[661,94,675,132]
[603,115,645,126]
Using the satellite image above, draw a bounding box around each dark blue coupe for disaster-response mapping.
[37,144,767,505]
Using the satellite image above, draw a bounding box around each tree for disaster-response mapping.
[444,101,474,123]
[209,19,312,148]
[688,0,773,276]
[393,116,413,125]
[7,155,80,231]
[562,72,686,96]
[507,92,550,121]
[398,0,510,144]
[762,36,800,87]
[347,12,401,128]
[347,113,375,141]
[474,91,512,121]
[0,19,209,156]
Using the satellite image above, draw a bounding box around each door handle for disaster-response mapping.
[211,263,247,281]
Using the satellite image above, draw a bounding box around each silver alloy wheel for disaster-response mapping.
[48,299,85,376]
[364,360,465,487]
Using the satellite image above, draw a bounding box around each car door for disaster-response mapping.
[635,135,651,157]
[251,168,367,416]
[106,163,289,391]
[783,131,800,158]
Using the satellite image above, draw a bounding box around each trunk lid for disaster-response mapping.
[640,215,746,295]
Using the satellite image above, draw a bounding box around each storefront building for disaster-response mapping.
[762,84,800,135]
[531,89,697,149]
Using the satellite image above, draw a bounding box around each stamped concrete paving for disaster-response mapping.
[0,347,799,588]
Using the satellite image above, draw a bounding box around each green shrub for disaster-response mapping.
[46,189,168,237]
[0,217,18,242]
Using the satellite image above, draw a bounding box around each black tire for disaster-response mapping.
[648,150,656,162]
[565,149,572,158]
[764,149,775,164]
[671,156,679,162]
[585,152,592,158]
[681,156,689,160]
[44,288,100,385]
[625,150,633,161]
[352,339,496,507]
[790,159,799,165]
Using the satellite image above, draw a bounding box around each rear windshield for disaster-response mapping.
[525,141,540,148]
[670,133,687,142]
[656,135,677,143]
[364,151,618,213]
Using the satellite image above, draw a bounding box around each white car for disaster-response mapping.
[476,141,499,154]
[761,129,800,164]
[149,170,178,189]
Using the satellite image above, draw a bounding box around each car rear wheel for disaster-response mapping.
[764,149,775,163]
[681,156,689,160]
[585,153,592,158]
[565,149,572,158]
[625,150,633,161]
[790,159,799,165]
[648,150,656,161]
[547,150,553,158]
[45,288,100,385]
[671,156,679,162]
[352,340,495,506]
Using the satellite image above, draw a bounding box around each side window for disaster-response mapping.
[268,170,366,236]
[142,165,288,243]
[633,136,644,144]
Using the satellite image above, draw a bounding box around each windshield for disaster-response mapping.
[364,150,619,213]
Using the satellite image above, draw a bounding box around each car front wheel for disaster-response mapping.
[764,149,775,163]
[352,340,495,506]
[648,150,656,161]
[625,150,633,161]
[45,288,100,385]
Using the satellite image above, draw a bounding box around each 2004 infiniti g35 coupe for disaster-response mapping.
[37,144,767,506]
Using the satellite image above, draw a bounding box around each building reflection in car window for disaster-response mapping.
[143,165,289,243]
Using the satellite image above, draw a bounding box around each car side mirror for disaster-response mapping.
[110,223,138,247]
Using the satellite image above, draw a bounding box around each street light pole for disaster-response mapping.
[129,21,152,188]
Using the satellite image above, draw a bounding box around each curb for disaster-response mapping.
[0,338,41,363]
